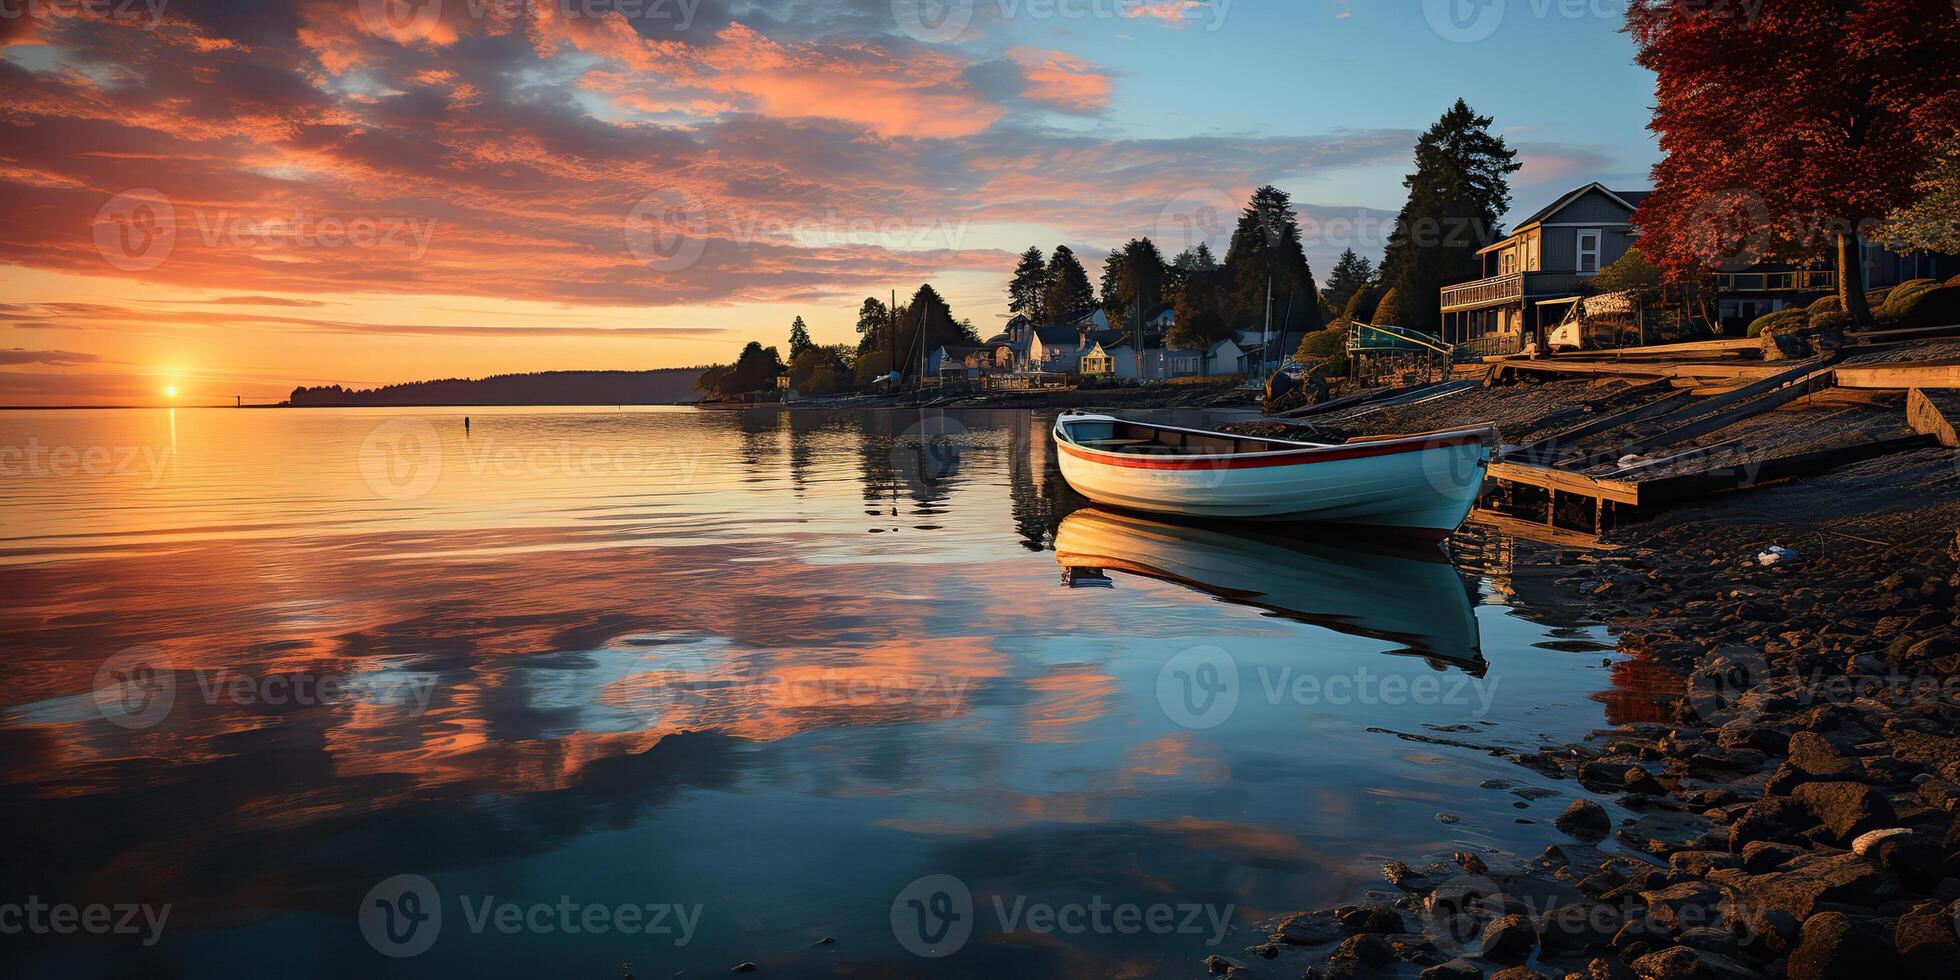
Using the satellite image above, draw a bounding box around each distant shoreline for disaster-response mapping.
[0,401,702,411]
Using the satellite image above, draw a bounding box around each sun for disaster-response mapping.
[164,385,179,399]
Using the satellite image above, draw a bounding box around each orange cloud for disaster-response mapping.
[1007,46,1113,114]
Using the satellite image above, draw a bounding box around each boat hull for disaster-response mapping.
[1053,415,1494,532]
[1053,508,1483,665]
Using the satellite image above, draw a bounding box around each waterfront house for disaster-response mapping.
[1712,249,1956,333]
[1440,182,1647,356]
[1205,337,1247,377]
[1443,180,1960,348]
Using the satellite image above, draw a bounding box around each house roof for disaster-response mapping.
[1511,182,1646,230]
[1032,326,1082,346]
[1476,183,1653,256]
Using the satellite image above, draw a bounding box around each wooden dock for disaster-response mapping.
[1466,333,1960,534]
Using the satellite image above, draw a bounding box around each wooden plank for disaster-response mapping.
[1462,511,1619,551]
[1835,360,1960,390]
[1569,336,1763,358]
[1500,359,1789,382]
[1908,388,1960,447]
[1633,434,1933,505]
[1553,362,1837,471]
[1489,460,1642,505]
[1503,389,1693,464]
[1274,381,1440,419]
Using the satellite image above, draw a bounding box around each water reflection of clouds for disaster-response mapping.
[0,408,1643,976]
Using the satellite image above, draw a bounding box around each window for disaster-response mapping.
[1576,230,1602,274]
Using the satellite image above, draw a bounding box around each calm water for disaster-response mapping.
[0,407,1641,978]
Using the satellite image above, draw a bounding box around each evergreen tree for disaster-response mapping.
[1043,246,1096,323]
[1007,246,1050,324]
[892,284,977,380]
[714,341,785,396]
[1320,248,1374,318]
[1172,242,1218,271]
[1101,238,1168,332]
[787,316,813,360]
[1165,242,1218,305]
[1167,269,1231,351]
[854,296,893,370]
[1222,186,1323,336]
[1378,99,1521,334]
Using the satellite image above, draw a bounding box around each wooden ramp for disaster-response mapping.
[1908,388,1960,447]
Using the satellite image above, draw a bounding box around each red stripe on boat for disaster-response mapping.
[1057,433,1487,470]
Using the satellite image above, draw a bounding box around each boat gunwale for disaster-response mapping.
[1053,413,1497,470]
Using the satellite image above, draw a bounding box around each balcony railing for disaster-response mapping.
[1439,271,1591,312]
[1718,270,1836,292]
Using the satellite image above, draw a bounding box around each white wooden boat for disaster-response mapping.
[1054,508,1483,667]
[1052,413,1497,534]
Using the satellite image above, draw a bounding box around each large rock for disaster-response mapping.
[1421,958,1483,980]
[1728,797,1819,852]
[1890,731,1960,781]
[1339,905,1406,934]
[1894,909,1960,980]
[1789,782,1895,844]
[1275,911,1344,946]
[1621,811,1719,856]
[1642,882,1725,934]
[1480,913,1538,962]
[1719,852,1895,922]
[1787,732,1861,778]
[1557,799,1613,840]
[1787,911,1900,979]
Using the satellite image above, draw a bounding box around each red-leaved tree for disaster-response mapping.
[1626,0,1960,326]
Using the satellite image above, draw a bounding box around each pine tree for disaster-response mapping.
[1044,246,1096,323]
[1222,186,1323,337]
[1007,247,1050,324]
[892,284,976,380]
[1320,248,1374,319]
[1378,99,1521,334]
[787,316,813,360]
[1167,269,1231,351]
[1101,238,1168,331]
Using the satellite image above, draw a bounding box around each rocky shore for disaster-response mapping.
[1211,440,1960,978]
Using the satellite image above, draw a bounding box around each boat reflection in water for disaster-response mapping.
[1054,508,1486,674]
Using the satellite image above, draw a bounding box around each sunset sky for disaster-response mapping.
[1,0,1660,406]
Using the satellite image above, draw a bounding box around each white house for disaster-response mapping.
[1205,338,1246,377]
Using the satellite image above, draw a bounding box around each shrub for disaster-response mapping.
[1881,279,1941,317]
[1371,288,1403,326]
[1294,327,1350,377]
[1880,283,1960,328]
[1808,311,1853,333]
[1747,308,1807,337]
[1806,295,1842,314]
